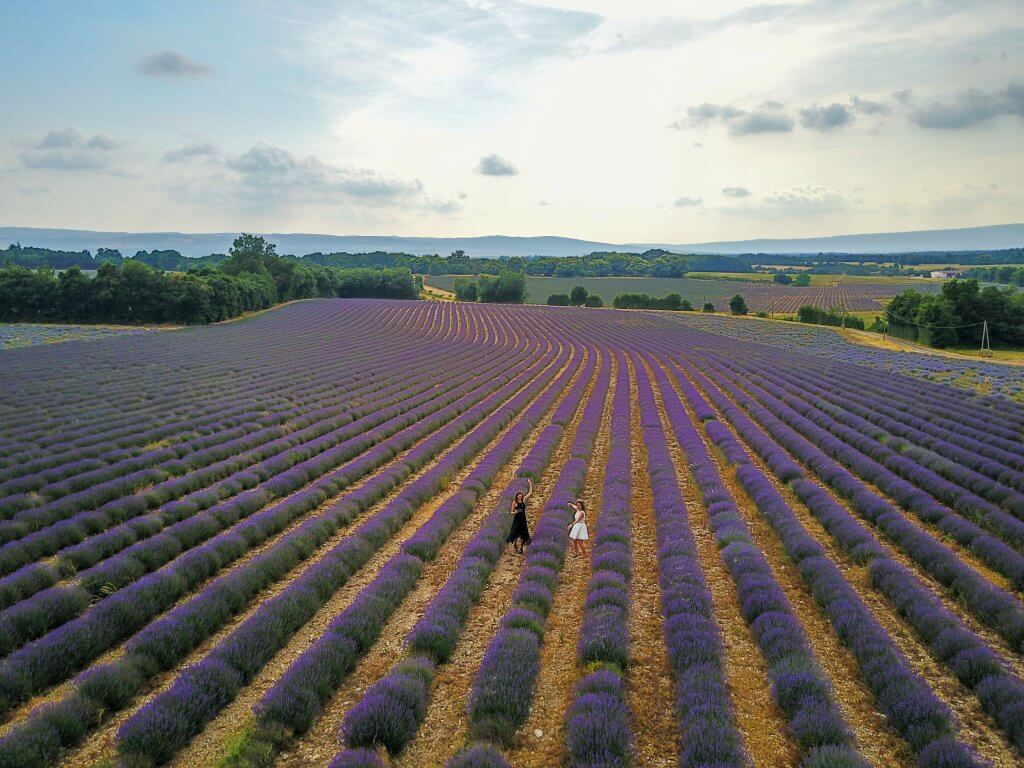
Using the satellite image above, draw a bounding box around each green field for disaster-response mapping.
[425,275,740,306]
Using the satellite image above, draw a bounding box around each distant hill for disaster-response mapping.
[1,223,1020,258]
[640,223,1024,255]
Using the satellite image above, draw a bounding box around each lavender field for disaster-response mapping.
[0,323,153,350]
[1,299,1023,768]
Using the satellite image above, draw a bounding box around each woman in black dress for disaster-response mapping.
[507,478,533,553]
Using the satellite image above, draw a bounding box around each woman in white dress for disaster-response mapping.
[567,498,589,558]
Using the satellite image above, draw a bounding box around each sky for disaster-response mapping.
[1,0,1022,244]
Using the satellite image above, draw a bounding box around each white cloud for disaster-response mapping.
[673,195,703,207]
[762,184,846,212]
[169,141,460,215]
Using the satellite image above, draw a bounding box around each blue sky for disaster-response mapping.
[1,0,1022,243]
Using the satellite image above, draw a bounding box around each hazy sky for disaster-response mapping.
[1,0,1022,244]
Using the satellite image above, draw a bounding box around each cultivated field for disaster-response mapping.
[427,275,941,312]
[1,299,1024,768]
[0,323,152,349]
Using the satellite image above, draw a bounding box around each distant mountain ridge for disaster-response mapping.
[1,223,1020,258]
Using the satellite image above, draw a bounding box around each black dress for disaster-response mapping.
[507,500,531,545]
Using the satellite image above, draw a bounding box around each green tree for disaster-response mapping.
[477,271,527,303]
[772,272,792,285]
[569,285,588,306]
[886,289,924,340]
[56,266,92,321]
[702,302,715,313]
[547,293,570,306]
[916,296,960,348]
[222,234,276,277]
[794,273,811,287]
[729,294,748,315]
[583,294,603,308]
[453,278,478,302]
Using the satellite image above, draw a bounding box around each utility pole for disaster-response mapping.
[980,320,993,357]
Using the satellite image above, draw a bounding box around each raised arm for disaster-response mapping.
[522,478,533,501]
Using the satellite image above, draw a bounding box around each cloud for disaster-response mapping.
[226,143,423,199]
[137,50,211,76]
[675,102,793,135]
[910,83,1024,129]
[19,126,122,171]
[292,2,600,117]
[36,127,82,149]
[171,141,459,215]
[762,184,845,212]
[851,95,890,115]
[799,103,854,131]
[891,89,915,105]
[163,141,220,163]
[677,102,744,127]
[673,196,703,207]
[722,186,751,198]
[477,154,517,177]
[729,111,794,135]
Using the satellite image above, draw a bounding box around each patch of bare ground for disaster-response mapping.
[54,348,567,768]
[502,354,616,768]
[624,357,680,768]
[677,362,1020,767]
[644,357,793,768]
[395,350,605,768]
[271,348,595,768]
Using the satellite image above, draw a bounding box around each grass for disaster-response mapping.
[691,271,947,286]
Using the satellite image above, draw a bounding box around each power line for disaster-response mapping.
[883,307,985,330]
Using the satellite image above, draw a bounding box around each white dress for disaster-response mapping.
[569,509,589,540]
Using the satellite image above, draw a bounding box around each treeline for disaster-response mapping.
[751,248,1024,268]
[611,292,691,311]
[3,243,757,279]
[962,266,1024,286]
[886,279,1024,348]
[0,235,418,325]
[546,285,603,307]
[451,272,527,304]
[796,305,868,331]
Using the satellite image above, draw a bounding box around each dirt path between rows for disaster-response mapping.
[272,348,593,768]
[502,354,616,767]
[395,350,606,768]
[624,357,680,768]
[645,357,795,768]
[57,348,564,767]
[676,361,1019,767]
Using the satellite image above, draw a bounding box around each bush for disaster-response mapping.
[453,278,478,302]
[729,294,748,315]
[477,272,527,304]
[612,292,685,310]
[546,293,570,306]
[569,285,588,306]
[796,305,865,330]
[702,302,715,313]
[583,294,604,308]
